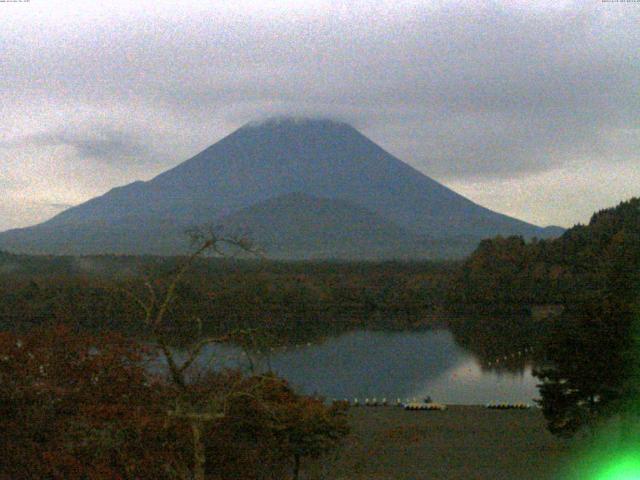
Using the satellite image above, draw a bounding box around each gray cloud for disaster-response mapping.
[1,126,149,164]
[0,0,638,229]
[43,202,75,210]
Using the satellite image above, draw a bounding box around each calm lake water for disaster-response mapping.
[175,329,539,405]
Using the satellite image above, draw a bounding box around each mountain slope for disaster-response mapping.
[217,193,479,259]
[0,117,562,257]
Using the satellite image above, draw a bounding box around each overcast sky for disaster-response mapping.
[1,0,638,231]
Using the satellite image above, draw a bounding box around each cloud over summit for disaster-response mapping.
[0,0,638,230]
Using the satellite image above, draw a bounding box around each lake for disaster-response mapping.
[173,328,540,405]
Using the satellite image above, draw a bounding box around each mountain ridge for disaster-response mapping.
[0,117,563,258]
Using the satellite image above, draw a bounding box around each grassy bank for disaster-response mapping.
[304,406,569,480]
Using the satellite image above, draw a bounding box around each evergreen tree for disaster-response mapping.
[534,298,636,437]
[534,200,640,437]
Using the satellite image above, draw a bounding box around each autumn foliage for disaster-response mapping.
[0,325,181,479]
[0,326,348,479]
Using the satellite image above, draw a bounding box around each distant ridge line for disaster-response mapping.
[0,117,564,258]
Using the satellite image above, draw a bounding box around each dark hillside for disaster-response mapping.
[446,197,640,312]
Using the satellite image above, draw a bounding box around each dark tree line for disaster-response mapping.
[447,198,640,314]
[534,200,640,437]
[0,258,455,342]
[447,198,640,437]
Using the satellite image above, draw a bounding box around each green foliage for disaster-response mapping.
[533,200,640,437]
[446,198,640,438]
[535,306,634,437]
[446,198,640,314]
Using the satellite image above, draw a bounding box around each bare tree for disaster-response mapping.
[124,226,267,480]
[122,226,348,480]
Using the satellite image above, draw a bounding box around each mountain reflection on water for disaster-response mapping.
[176,327,540,405]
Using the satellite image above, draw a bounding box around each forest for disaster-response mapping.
[448,198,640,437]
[446,198,640,314]
[0,255,456,341]
[0,198,638,477]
